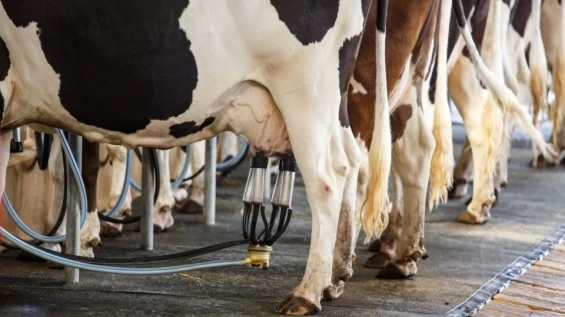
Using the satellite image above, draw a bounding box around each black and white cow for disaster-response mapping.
[0,1,393,314]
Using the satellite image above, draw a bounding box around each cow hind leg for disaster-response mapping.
[152,150,175,232]
[39,137,66,254]
[364,167,402,269]
[180,141,206,214]
[378,104,434,279]
[494,120,513,192]
[450,58,500,224]
[322,127,361,301]
[449,137,473,199]
[275,114,349,315]
[80,140,101,257]
[0,132,12,247]
[99,145,132,237]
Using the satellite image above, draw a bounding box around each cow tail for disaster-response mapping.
[529,0,548,129]
[551,0,565,148]
[429,0,454,210]
[453,0,557,161]
[362,0,392,243]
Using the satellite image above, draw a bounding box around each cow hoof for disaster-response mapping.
[448,182,468,200]
[492,189,499,207]
[322,282,345,301]
[276,295,320,315]
[367,239,381,252]
[100,223,122,238]
[153,224,165,233]
[456,210,490,224]
[16,251,48,263]
[530,154,557,168]
[176,199,203,214]
[447,186,460,199]
[376,261,416,279]
[364,252,391,268]
[80,247,95,258]
[561,157,565,166]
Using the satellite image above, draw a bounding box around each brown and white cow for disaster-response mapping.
[451,0,554,198]
[353,0,556,279]
[529,0,565,167]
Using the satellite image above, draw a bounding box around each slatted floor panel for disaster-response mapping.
[475,242,565,317]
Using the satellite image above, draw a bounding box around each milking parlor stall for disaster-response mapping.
[2,0,565,316]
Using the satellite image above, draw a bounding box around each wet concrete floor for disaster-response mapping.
[1,127,565,316]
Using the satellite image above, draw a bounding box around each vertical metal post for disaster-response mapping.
[204,137,217,225]
[140,147,154,250]
[65,134,82,284]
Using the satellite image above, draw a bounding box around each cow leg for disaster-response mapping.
[275,120,350,315]
[152,149,175,232]
[350,138,369,261]
[181,137,205,213]
[379,102,434,279]
[100,145,132,237]
[449,58,499,225]
[171,146,190,208]
[323,127,361,301]
[39,136,65,253]
[364,166,402,269]
[0,132,12,241]
[449,137,473,199]
[494,119,513,192]
[219,131,239,162]
[79,140,101,257]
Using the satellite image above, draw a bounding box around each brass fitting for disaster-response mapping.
[247,245,272,269]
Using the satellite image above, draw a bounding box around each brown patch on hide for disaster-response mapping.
[390,104,413,142]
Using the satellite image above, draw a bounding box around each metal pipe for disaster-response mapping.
[0,227,250,275]
[65,133,82,284]
[140,147,154,250]
[204,137,217,225]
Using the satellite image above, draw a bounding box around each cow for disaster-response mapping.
[0,1,393,314]
[529,0,565,167]
[344,0,453,279]
[440,0,555,226]
[450,0,554,201]
[354,0,556,279]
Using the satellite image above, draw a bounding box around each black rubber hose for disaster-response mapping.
[97,213,140,224]
[35,132,53,171]
[169,165,204,184]
[150,148,160,204]
[25,239,250,265]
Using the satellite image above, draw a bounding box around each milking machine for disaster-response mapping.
[10,127,23,153]
[1,129,295,278]
[242,156,295,268]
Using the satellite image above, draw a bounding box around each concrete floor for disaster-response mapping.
[1,127,565,316]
